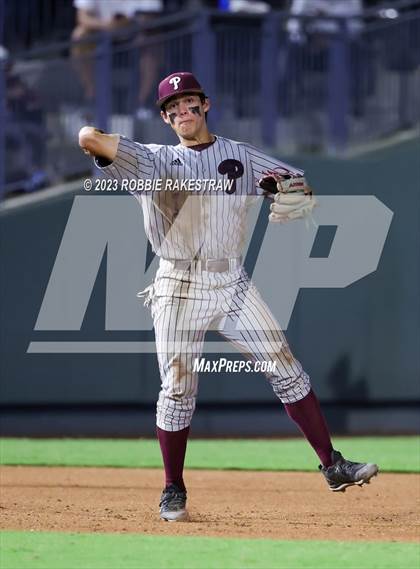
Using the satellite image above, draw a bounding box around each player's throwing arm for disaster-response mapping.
[78,127,120,161]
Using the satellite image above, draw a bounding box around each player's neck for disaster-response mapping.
[178,127,214,147]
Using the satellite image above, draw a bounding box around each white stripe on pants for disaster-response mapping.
[150,261,311,431]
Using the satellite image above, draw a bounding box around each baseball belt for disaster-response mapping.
[163,257,242,273]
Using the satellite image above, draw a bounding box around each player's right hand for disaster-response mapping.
[78,126,119,162]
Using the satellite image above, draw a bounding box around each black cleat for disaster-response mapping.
[159,484,189,522]
[319,450,379,492]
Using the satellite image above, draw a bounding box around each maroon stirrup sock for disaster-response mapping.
[283,389,334,467]
[156,425,190,491]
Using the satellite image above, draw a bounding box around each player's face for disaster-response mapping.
[161,94,210,140]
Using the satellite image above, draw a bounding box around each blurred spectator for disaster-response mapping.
[225,0,270,13]
[133,1,165,118]
[202,0,271,11]
[287,0,363,42]
[3,0,420,52]
[1,46,48,193]
[281,0,365,151]
[71,0,163,118]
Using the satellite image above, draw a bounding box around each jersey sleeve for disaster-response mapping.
[94,136,155,182]
[244,144,304,196]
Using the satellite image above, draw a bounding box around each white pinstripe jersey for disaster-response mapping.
[97,135,304,260]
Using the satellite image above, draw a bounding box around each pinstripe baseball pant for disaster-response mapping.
[147,260,311,431]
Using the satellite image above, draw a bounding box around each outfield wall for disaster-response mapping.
[1,138,419,435]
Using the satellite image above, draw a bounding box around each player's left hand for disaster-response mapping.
[258,171,316,223]
[269,192,316,223]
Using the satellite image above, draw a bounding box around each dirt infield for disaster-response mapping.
[1,466,418,542]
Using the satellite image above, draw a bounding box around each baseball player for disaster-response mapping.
[79,71,378,522]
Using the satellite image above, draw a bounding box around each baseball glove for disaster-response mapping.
[259,170,316,223]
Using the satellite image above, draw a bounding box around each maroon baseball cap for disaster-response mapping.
[156,71,206,108]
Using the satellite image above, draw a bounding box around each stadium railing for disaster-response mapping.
[0,7,419,199]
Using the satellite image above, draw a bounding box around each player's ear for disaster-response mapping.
[161,110,170,125]
[203,97,210,113]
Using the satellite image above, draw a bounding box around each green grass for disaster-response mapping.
[1,531,419,569]
[1,437,419,472]
[1,439,418,569]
